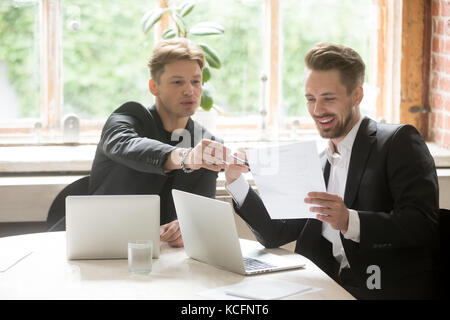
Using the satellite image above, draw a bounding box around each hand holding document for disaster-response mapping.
[246,141,326,220]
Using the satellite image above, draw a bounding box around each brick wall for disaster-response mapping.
[430,0,450,149]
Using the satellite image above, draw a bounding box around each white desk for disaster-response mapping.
[0,232,355,300]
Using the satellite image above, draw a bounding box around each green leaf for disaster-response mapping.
[171,11,187,37]
[180,2,195,17]
[212,104,227,116]
[162,28,177,39]
[202,66,211,84]
[200,87,214,111]
[198,43,221,69]
[141,8,165,34]
[189,22,224,36]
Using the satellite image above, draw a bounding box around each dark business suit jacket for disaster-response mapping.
[89,101,220,225]
[234,117,439,299]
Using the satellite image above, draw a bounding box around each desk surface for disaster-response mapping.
[0,232,354,300]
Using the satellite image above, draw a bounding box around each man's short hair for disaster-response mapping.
[304,42,365,94]
[148,38,205,83]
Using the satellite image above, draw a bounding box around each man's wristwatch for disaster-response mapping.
[180,148,194,173]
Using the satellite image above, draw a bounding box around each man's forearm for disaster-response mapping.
[163,148,189,171]
[225,174,250,208]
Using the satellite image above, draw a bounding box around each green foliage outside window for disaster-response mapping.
[169,0,263,116]
[0,1,40,118]
[0,0,373,120]
[282,0,373,117]
[62,0,156,118]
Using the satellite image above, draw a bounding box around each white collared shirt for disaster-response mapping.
[226,117,363,270]
[322,117,363,270]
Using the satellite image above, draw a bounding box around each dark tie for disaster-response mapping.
[323,160,331,189]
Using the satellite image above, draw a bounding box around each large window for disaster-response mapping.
[0,0,378,144]
[281,0,376,118]
[0,0,40,121]
[171,0,264,117]
[62,0,156,119]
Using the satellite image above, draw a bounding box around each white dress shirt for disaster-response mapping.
[226,117,363,271]
[322,116,362,270]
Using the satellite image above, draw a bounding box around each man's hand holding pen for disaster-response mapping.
[224,148,250,184]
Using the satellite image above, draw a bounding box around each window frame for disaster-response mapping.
[0,0,398,145]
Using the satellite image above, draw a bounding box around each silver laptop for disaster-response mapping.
[172,189,305,275]
[66,195,160,260]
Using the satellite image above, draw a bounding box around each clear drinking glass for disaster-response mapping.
[128,240,153,274]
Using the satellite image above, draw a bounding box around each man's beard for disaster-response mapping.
[317,107,356,139]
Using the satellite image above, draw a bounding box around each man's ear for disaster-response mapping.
[352,84,364,107]
[149,79,158,96]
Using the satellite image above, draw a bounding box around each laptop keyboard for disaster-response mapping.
[243,257,275,271]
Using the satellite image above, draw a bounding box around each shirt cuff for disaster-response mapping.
[342,209,360,242]
[225,174,250,208]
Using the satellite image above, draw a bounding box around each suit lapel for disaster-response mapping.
[343,117,377,208]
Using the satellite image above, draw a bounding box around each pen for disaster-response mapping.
[230,154,250,167]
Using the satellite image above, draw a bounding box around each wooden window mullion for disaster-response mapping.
[40,0,62,133]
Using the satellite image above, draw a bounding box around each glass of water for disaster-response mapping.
[128,240,153,275]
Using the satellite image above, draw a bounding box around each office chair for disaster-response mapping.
[440,208,449,222]
[439,208,449,299]
[46,176,90,232]
[440,208,449,250]
[441,208,449,251]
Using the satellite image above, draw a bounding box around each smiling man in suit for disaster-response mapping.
[224,43,440,299]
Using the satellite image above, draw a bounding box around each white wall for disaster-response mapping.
[2,171,449,224]
[0,176,83,222]
[438,169,450,209]
[1,171,448,252]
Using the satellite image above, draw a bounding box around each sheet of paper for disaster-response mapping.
[198,279,319,300]
[246,141,326,219]
[0,248,33,272]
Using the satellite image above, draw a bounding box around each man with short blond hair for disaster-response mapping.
[89,38,229,248]
[148,37,205,82]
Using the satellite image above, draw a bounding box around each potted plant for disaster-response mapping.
[141,1,225,119]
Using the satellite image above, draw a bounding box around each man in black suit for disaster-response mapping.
[89,38,230,248]
[224,43,439,299]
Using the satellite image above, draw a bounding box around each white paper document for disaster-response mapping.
[198,279,317,300]
[0,248,33,272]
[246,141,326,219]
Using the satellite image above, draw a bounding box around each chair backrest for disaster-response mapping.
[439,208,449,298]
[440,208,449,244]
[46,176,90,232]
[441,208,450,229]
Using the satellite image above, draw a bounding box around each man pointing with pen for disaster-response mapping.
[89,38,233,248]
[224,42,439,299]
